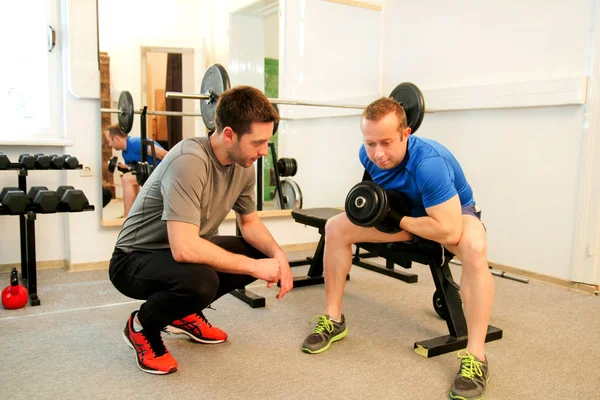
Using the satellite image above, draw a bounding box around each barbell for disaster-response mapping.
[100,91,203,134]
[166,63,427,134]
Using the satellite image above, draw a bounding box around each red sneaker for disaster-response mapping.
[164,311,228,344]
[122,311,178,375]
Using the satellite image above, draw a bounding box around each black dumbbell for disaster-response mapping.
[108,157,131,174]
[18,154,35,170]
[277,158,298,177]
[62,155,79,169]
[0,187,30,214]
[56,186,89,212]
[344,181,412,234]
[48,154,65,169]
[27,186,59,213]
[134,162,154,185]
[34,154,51,169]
[0,152,10,170]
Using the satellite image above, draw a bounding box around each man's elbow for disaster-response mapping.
[171,244,191,263]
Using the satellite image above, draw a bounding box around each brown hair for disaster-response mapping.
[214,86,279,136]
[104,123,127,139]
[362,97,407,132]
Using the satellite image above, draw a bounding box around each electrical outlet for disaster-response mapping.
[80,165,93,177]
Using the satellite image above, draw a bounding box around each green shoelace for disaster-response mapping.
[457,350,483,380]
[310,315,334,334]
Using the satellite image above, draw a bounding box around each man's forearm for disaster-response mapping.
[175,236,255,274]
[400,216,459,246]
[239,219,284,259]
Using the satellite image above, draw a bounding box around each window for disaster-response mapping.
[0,1,64,143]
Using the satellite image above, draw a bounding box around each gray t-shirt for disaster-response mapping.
[115,136,256,252]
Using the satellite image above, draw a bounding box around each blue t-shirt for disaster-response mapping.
[122,136,164,166]
[359,136,474,217]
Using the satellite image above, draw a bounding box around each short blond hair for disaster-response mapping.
[105,123,127,139]
[362,97,407,132]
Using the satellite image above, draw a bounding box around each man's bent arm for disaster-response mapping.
[167,220,256,274]
[400,195,463,246]
[236,211,286,259]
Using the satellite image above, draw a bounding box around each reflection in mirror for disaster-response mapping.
[230,0,282,211]
[97,0,207,222]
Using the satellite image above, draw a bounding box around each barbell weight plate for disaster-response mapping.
[273,178,303,210]
[200,64,231,132]
[389,82,425,134]
[345,181,388,227]
[118,91,135,134]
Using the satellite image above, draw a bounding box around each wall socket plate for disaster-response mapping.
[80,165,93,177]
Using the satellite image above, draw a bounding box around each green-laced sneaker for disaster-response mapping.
[449,350,490,400]
[301,314,348,354]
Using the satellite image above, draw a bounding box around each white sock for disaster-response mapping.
[329,316,341,323]
[133,318,144,333]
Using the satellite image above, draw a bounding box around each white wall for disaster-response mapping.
[229,14,265,90]
[382,0,596,280]
[277,0,381,208]
[264,12,279,59]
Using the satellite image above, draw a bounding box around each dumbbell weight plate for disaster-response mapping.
[49,154,65,169]
[56,186,75,201]
[277,158,298,177]
[33,190,59,213]
[34,154,51,169]
[63,155,79,169]
[108,157,118,174]
[135,162,153,185]
[18,154,35,170]
[345,181,388,228]
[1,190,30,213]
[0,153,11,170]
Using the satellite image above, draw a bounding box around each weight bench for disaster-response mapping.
[289,207,503,358]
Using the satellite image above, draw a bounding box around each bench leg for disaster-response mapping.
[413,325,503,358]
[230,288,265,308]
[417,257,503,357]
[352,258,418,283]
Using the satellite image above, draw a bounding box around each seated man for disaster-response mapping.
[302,98,494,400]
[109,86,293,375]
[103,124,168,217]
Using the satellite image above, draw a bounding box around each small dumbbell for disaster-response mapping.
[56,186,89,212]
[27,186,59,213]
[18,154,35,170]
[107,157,131,174]
[48,154,65,169]
[0,152,10,170]
[62,155,79,169]
[0,187,30,214]
[34,154,51,169]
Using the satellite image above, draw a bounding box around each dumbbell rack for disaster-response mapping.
[1,165,94,306]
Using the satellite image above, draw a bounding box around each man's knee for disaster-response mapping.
[179,266,219,303]
[121,173,138,187]
[325,214,352,244]
[458,235,487,268]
